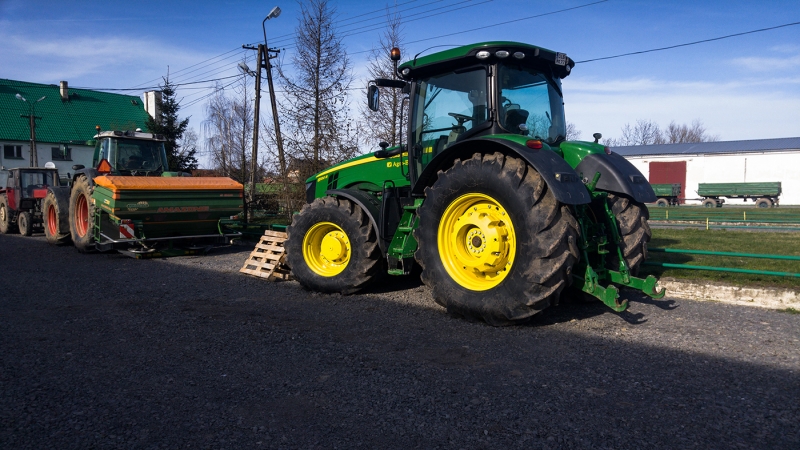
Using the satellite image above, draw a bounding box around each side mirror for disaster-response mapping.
[72,164,85,171]
[367,85,380,111]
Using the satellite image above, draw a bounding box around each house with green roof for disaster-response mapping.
[0,79,158,178]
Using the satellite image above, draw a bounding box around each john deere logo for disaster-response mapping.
[126,201,150,211]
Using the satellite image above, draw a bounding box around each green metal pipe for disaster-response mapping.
[650,223,800,232]
[649,248,800,261]
[644,261,800,278]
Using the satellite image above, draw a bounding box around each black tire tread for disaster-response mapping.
[69,176,95,253]
[414,152,579,326]
[43,189,72,245]
[607,193,651,275]
[285,196,383,294]
[18,211,33,236]
[0,197,17,234]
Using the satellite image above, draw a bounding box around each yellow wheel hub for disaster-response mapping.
[437,193,516,291]
[303,222,351,277]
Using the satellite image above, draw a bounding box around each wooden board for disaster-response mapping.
[239,230,293,281]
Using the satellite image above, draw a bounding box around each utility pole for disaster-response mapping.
[16,94,46,167]
[241,6,286,220]
[250,45,264,219]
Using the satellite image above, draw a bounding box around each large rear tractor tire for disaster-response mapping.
[414,153,579,326]
[285,196,383,294]
[69,176,95,253]
[606,193,651,276]
[0,197,17,234]
[43,189,72,245]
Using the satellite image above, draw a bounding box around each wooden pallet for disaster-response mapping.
[239,230,293,281]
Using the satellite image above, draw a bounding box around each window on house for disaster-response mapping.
[4,145,23,159]
[51,146,72,161]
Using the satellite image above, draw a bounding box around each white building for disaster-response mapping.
[613,137,800,206]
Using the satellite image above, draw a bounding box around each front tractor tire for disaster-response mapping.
[17,211,33,236]
[285,196,383,294]
[415,153,579,326]
[606,193,652,275]
[0,197,17,234]
[69,176,95,253]
[43,189,72,245]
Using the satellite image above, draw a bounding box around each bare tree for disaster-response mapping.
[618,119,664,146]
[664,120,719,143]
[201,76,253,184]
[177,128,200,172]
[278,0,358,180]
[361,11,406,149]
[605,119,719,146]
[565,122,581,141]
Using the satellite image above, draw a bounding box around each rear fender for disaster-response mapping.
[73,168,99,187]
[412,138,591,205]
[574,153,656,203]
[326,188,385,252]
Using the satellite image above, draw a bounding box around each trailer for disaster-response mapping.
[697,182,781,208]
[651,183,681,207]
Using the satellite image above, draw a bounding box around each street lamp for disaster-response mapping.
[15,93,46,167]
[243,5,286,222]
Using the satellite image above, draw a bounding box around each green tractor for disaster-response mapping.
[285,41,664,325]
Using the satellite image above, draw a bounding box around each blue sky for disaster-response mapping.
[2,0,799,166]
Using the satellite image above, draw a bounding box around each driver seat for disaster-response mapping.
[504,108,529,135]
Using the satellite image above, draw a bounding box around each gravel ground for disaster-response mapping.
[1,233,798,449]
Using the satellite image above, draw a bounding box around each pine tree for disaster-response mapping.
[145,76,198,172]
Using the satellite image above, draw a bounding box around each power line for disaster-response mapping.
[403,0,608,47]
[271,0,495,69]
[577,20,800,63]
[71,74,242,92]
[129,47,246,88]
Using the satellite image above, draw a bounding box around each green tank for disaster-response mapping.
[92,176,243,240]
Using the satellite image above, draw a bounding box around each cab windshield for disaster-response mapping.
[497,65,566,143]
[101,138,167,175]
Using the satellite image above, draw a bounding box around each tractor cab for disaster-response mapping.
[3,166,60,212]
[91,130,169,176]
[0,165,60,235]
[369,42,573,183]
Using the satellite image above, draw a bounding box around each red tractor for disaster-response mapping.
[0,165,62,237]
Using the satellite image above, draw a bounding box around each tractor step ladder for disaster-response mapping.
[240,230,293,281]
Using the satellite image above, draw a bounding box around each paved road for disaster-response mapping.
[1,233,798,449]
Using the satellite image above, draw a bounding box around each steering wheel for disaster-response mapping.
[448,112,473,125]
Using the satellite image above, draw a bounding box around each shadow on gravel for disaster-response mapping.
[1,234,798,449]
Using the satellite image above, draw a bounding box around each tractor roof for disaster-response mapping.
[95,130,166,141]
[398,41,575,80]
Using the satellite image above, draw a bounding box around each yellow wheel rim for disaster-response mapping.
[437,193,516,291]
[303,222,351,277]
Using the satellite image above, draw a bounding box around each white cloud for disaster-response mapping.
[563,76,800,142]
[730,53,800,72]
[0,21,221,88]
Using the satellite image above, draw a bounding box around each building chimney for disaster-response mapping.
[143,91,162,122]
[60,81,69,100]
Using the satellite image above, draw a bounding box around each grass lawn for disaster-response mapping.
[648,205,800,224]
[641,228,800,289]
